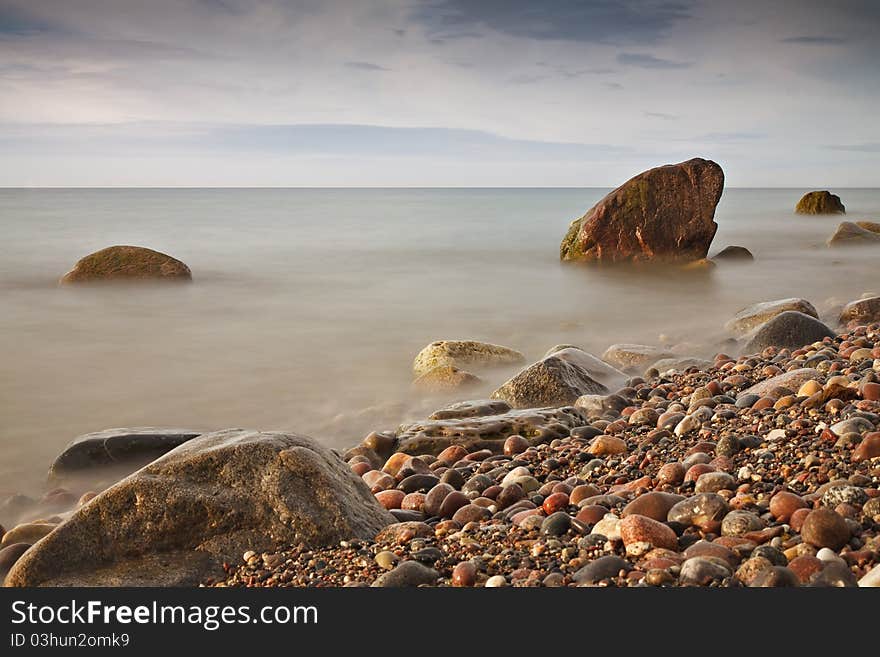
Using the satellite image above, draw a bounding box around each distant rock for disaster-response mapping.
[602,344,674,371]
[560,158,724,263]
[48,427,201,481]
[60,246,192,284]
[411,366,481,394]
[725,298,819,336]
[6,430,393,586]
[795,191,845,215]
[742,311,835,354]
[827,221,880,247]
[840,296,880,327]
[490,355,608,409]
[712,245,753,261]
[412,340,524,378]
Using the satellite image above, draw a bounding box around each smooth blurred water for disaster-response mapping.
[1,187,879,494]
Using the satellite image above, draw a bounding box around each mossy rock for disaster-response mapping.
[60,245,192,284]
[795,191,845,215]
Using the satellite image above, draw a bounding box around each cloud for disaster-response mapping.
[687,132,765,142]
[416,0,694,45]
[0,3,65,35]
[617,52,692,69]
[0,122,633,162]
[824,143,880,152]
[602,81,623,90]
[781,36,848,44]
[645,111,677,120]
[344,61,390,71]
[507,73,551,85]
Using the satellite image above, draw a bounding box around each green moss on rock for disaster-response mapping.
[795,191,845,215]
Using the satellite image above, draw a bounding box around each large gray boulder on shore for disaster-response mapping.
[560,158,724,263]
[742,311,835,354]
[5,430,394,587]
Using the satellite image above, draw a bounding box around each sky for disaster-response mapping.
[0,0,878,187]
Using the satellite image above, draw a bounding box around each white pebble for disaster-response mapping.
[485,575,507,587]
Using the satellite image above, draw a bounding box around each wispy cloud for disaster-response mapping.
[416,0,694,45]
[687,132,765,142]
[617,52,692,69]
[824,142,880,152]
[645,111,678,120]
[344,61,390,71]
[781,36,847,44]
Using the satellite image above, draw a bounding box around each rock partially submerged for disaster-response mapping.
[726,298,819,336]
[827,222,880,247]
[602,344,674,371]
[60,245,192,284]
[491,355,608,409]
[795,191,845,215]
[412,340,524,377]
[393,406,589,456]
[411,366,482,393]
[5,430,393,586]
[48,427,202,481]
[542,347,626,385]
[648,357,713,376]
[743,311,835,354]
[840,296,880,327]
[560,158,724,264]
[712,245,753,262]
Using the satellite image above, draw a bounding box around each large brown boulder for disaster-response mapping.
[5,430,393,586]
[795,191,845,215]
[60,245,192,284]
[840,296,880,327]
[412,340,524,377]
[560,158,724,263]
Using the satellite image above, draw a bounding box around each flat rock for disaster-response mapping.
[412,340,524,377]
[48,427,202,481]
[743,311,835,354]
[5,429,394,587]
[560,158,724,263]
[602,344,674,371]
[60,245,192,284]
[648,357,713,375]
[394,406,589,456]
[740,368,820,399]
[428,399,511,421]
[725,298,819,336]
[795,191,845,215]
[490,355,608,409]
[827,222,880,247]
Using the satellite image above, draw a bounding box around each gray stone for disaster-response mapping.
[48,427,202,480]
[491,356,608,409]
[572,555,631,585]
[827,222,880,247]
[725,298,819,336]
[743,312,835,354]
[371,560,438,587]
[6,430,394,587]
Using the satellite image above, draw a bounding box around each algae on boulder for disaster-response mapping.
[795,191,845,215]
[560,158,724,263]
[412,340,524,377]
[60,245,192,284]
[5,430,393,587]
